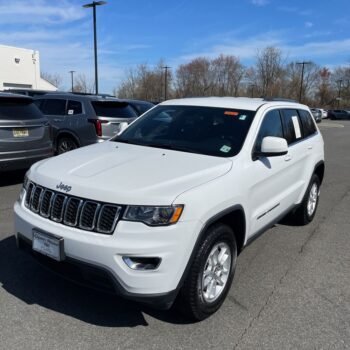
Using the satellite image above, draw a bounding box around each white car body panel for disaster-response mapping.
[14,97,325,299]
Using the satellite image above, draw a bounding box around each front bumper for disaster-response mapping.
[14,200,200,308]
[0,146,53,172]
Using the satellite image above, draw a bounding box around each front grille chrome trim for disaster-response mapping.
[79,201,101,231]
[96,205,122,234]
[50,194,68,223]
[63,197,84,227]
[24,181,121,235]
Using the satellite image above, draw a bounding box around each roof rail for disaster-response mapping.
[263,97,298,103]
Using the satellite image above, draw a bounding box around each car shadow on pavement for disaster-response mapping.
[0,235,190,327]
[0,170,26,187]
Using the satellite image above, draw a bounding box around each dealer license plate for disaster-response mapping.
[32,230,64,261]
[13,128,29,137]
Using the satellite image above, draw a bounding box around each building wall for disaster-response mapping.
[0,45,57,91]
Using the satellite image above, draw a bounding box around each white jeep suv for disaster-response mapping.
[14,97,325,320]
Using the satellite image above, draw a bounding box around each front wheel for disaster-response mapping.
[179,223,237,321]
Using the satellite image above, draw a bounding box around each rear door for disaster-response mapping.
[0,97,51,153]
[39,98,67,129]
[91,101,138,139]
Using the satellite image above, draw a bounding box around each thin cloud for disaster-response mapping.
[251,0,270,6]
[0,0,86,24]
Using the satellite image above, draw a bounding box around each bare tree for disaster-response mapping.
[115,61,168,101]
[73,74,95,94]
[41,72,63,89]
[255,47,284,97]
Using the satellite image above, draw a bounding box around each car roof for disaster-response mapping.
[160,97,306,111]
[0,92,33,101]
[33,93,119,102]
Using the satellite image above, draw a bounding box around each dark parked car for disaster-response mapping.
[310,108,322,123]
[121,99,154,116]
[327,109,350,120]
[34,93,139,154]
[0,93,53,172]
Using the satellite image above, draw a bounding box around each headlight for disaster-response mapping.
[23,171,29,190]
[122,205,184,226]
[17,171,29,203]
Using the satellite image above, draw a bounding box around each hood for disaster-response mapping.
[30,141,233,205]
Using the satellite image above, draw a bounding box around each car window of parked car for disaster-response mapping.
[40,99,67,116]
[255,109,284,152]
[91,101,138,118]
[0,98,42,120]
[298,110,317,137]
[281,109,303,145]
[115,105,256,157]
[67,100,83,115]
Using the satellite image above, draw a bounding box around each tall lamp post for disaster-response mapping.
[162,66,171,101]
[297,61,311,103]
[83,1,107,95]
[336,79,343,108]
[69,70,75,92]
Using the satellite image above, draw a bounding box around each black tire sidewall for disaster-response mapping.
[57,137,77,154]
[182,224,237,320]
[303,174,320,223]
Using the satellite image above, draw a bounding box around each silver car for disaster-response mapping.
[34,94,140,154]
[0,93,53,172]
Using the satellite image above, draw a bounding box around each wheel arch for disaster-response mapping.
[176,205,246,291]
[314,160,325,185]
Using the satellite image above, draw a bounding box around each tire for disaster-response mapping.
[179,223,237,321]
[292,174,320,225]
[57,137,78,155]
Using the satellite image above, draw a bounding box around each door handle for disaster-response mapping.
[307,145,313,150]
[284,155,292,162]
[53,119,62,122]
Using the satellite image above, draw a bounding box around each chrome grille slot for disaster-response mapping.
[40,190,54,218]
[64,198,83,226]
[51,194,67,222]
[79,201,100,230]
[31,186,43,213]
[24,181,122,234]
[97,205,121,234]
[25,182,35,207]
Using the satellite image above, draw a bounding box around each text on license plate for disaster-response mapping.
[13,128,29,137]
[32,230,63,261]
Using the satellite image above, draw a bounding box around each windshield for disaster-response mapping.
[114,105,256,157]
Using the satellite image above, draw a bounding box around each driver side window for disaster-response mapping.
[255,109,284,152]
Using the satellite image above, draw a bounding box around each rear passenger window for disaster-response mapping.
[41,99,66,115]
[299,110,317,137]
[67,100,82,115]
[255,110,284,152]
[281,109,302,145]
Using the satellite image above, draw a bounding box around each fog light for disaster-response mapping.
[123,256,161,270]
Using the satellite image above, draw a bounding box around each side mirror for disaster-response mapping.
[255,136,288,158]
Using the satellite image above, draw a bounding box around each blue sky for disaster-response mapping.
[0,0,349,93]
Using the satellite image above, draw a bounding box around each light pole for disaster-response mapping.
[162,66,171,101]
[336,79,343,108]
[297,61,311,103]
[69,70,75,92]
[83,1,107,95]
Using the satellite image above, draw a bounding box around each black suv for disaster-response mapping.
[34,94,141,154]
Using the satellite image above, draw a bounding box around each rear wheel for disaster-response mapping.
[179,223,237,321]
[57,137,78,155]
[291,174,320,225]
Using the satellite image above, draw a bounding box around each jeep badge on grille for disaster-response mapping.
[56,182,72,193]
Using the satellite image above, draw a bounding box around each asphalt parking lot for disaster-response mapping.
[0,120,349,350]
